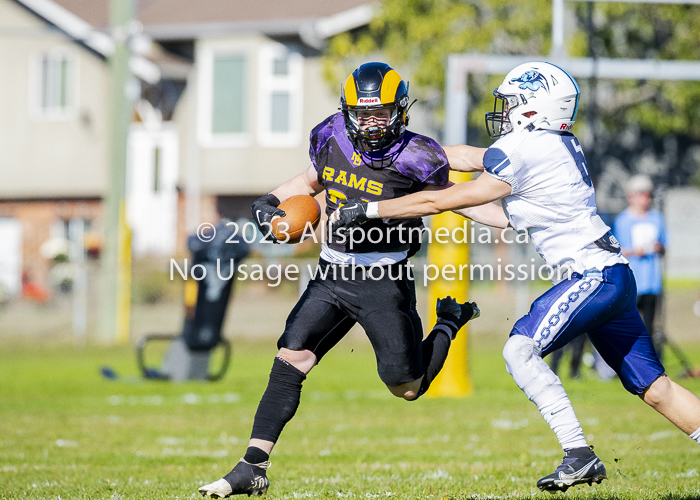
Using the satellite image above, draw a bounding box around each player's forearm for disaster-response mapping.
[375,191,444,219]
[376,181,484,219]
[453,203,510,229]
[369,175,510,220]
[444,145,486,173]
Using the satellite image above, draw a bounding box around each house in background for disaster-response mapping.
[0,0,376,296]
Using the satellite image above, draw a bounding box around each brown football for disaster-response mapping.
[271,195,321,244]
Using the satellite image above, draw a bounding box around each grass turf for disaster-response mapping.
[1,336,700,499]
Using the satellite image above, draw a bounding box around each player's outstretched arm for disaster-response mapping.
[432,181,510,228]
[444,145,486,173]
[453,202,510,229]
[330,174,512,228]
[376,173,512,219]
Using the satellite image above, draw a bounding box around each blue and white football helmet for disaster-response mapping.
[485,62,580,138]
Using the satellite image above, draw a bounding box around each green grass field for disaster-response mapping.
[2,334,700,500]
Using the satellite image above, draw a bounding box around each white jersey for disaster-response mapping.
[484,129,627,274]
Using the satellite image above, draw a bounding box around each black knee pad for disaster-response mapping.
[250,357,307,443]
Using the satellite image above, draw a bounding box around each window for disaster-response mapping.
[212,55,246,134]
[258,43,303,147]
[273,55,288,76]
[34,50,77,119]
[197,44,251,147]
[270,92,290,132]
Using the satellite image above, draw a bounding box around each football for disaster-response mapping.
[271,195,322,243]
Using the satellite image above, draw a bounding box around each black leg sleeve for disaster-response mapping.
[250,357,306,443]
[414,328,451,399]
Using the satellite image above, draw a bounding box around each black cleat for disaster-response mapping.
[199,459,270,497]
[537,446,607,492]
[435,296,480,339]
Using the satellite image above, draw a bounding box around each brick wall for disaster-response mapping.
[0,198,102,288]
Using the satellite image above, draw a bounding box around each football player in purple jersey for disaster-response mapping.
[199,62,483,498]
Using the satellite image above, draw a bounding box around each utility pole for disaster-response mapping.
[587,1,600,181]
[100,0,134,344]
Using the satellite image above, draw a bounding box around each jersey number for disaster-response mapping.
[562,136,592,187]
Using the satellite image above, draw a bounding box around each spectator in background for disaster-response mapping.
[549,335,586,379]
[613,174,667,359]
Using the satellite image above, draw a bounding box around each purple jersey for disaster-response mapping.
[309,113,449,253]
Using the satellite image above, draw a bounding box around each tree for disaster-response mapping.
[324,0,552,141]
[324,0,700,202]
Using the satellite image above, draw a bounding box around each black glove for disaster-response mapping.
[333,199,370,230]
[251,194,285,243]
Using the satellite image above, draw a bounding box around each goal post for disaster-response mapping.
[425,171,473,397]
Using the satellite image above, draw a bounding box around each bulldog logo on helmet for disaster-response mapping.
[510,71,549,93]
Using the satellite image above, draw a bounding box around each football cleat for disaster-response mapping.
[435,296,480,339]
[536,446,607,492]
[199,459,271,498]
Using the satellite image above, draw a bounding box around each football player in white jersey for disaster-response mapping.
[332,61,700,492]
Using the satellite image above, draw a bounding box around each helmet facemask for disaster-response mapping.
[485,92,524,139]
[345,104,403,151]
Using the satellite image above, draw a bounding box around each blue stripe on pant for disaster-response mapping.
[511,263,665,394]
